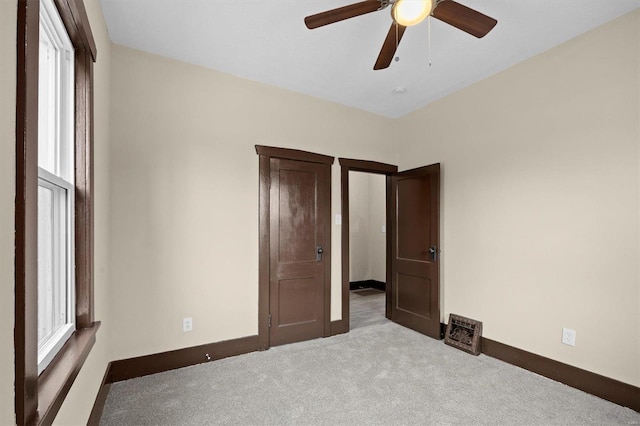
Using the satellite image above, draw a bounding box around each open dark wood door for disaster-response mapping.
[390,164,440,339]
[268,158,330,346]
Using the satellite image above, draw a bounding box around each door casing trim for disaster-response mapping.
[256,145,334,350]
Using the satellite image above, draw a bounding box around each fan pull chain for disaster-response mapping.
[394,21,400,63]
[428,16,432,67]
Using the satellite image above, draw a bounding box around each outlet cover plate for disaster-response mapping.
[183,317,193,332]
[562,328,576,346]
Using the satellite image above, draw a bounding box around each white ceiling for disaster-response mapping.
[100,0,640,118]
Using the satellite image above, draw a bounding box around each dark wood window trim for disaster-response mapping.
[15,0,97,424]
[36,324,100,425]
[255,145,334,350]
[336,158,397,334]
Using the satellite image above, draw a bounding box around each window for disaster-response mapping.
[16,0,98,423]
[37,0,76,375]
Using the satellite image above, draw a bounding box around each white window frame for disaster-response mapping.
[37,0,76,375]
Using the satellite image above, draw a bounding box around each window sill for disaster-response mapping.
[36,321,101,425]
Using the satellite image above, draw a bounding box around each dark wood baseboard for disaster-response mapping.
[438,321,639,412]
[349,280,386,291]
[481,337,640,412]
[107,335,259,383]
[87,362,112,426]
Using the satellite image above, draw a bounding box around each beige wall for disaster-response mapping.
[349,172,386,283]
[108,45,397,360]
[53,0,112,423]
[349,172,371,282]
[397,11,640,386]
[369,174,386,282]
[0,0,17,423]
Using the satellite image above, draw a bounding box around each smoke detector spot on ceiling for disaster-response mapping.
[393,87,407,95]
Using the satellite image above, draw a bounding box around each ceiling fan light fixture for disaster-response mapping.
[391,0,434,27]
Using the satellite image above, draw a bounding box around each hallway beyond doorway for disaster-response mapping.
[350,289,388,330]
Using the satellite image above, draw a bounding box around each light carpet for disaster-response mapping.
[100,322,640,425]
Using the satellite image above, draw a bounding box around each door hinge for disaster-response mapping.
[268,314,272,328]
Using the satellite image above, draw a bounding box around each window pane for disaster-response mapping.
[38,0,75,181]
[38,179,71,351]
[59,48,74,182]
[38,22,57,174]
[53,184,68,333]
[38,185,55,347]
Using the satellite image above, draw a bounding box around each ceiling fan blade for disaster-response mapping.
[374,23,407,70]
[432,0,497,38]
[305,1,381,29]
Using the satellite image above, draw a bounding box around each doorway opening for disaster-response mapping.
[339,159,441,339]
[338,158,397,333]
[348,170,388,329]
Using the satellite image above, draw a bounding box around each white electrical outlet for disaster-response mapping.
[183,317,193,332]
[562,328,576,346]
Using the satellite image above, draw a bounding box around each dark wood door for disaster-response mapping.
[269,158,330,346]
[390,164,440,339]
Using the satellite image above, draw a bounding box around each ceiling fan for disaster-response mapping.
[304,0,497,70]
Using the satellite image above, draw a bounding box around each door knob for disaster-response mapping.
[316,245,324,262]
[428,245,438,262]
